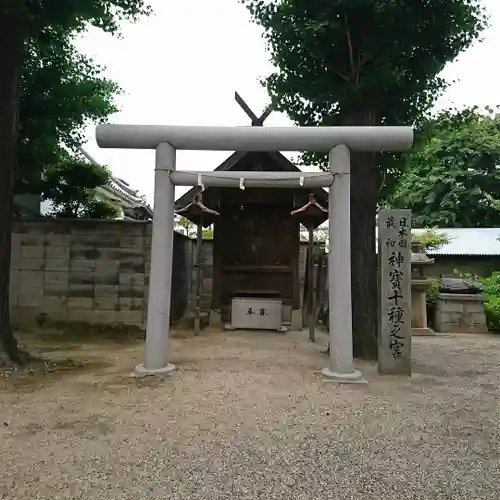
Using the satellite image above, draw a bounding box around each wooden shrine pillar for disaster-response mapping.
[175,194,219,335]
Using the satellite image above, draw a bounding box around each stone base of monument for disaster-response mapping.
[132,363,177,378]
[209,309,222,329]
[290,309,303,331]
[412,327,436,336]
[321,367,367,384]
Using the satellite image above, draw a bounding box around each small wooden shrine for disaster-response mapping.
[174,93,328,326]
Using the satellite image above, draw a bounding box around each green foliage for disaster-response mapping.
[425,278,440,328]
[387,108,500,227]
[17,27,121,195]
[6,0,151,197]
[413,229,450,252]
[202,227,214,239]
[41,156,119,219]
[174,216,215,239]
[13,2,152,208]
[466,271,500,332]
[481,273,500,331]
[175,215,196,238]
[79,198,120,219]
[0,0,151,363]
[243,0,486,178]
[7,1,151,35]
[313,227,328,244]
[243,0,486,359]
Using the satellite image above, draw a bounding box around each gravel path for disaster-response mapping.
[1,329,499,500]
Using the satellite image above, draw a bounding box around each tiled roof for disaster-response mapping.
[412,228,500,256]
[80,147,153,215]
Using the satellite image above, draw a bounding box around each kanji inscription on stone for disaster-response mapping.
[378,209,412,375]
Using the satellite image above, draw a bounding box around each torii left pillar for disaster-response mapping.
[133,143,177,376]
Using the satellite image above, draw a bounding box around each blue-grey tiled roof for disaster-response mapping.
[412,228,500,256]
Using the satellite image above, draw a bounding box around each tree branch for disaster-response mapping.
[356,51,361,86]
[336,71,350,82]
[344,13,355,76]
[359,49,380,71]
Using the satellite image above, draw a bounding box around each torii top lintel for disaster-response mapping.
[96,125,413,152]
[96,91,413,152]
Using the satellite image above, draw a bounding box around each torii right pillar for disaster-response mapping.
[321,144,365,383]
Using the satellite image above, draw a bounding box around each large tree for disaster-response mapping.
[243,0,486,359]
[0,1,150,364]
[41,153,120,219]
[16,27,120,203]
[386,107,500,228]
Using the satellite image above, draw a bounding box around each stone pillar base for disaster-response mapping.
[412,327,435,336]
[321,367,367,384]
[209,309,222,329]
[132,363,176,377]
[290,309,303,331]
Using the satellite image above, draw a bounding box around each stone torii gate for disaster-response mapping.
[96,122,413,383]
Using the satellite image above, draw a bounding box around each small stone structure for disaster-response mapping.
[434,292,488,333]
[411,244,435,336]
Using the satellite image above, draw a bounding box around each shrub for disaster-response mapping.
[480,272,500,332]
[484,297,500,332]
[413,229,451,252]
[425,278,439,327]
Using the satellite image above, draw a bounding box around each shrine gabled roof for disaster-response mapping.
[174,150,329,212]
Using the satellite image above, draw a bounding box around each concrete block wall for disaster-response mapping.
[10,219,193,329]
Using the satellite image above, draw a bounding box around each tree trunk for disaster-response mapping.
[344,109,379,360]
[0,9,28,365]
[350,151,379,360]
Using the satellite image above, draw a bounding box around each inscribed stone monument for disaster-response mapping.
[378,209,412,375]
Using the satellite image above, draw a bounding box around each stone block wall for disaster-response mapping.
[434,292,488,333]
[10,219,193,329]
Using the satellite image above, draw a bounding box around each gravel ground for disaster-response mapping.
[1,329,499,500]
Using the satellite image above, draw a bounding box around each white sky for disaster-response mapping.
[76,0,500,205]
